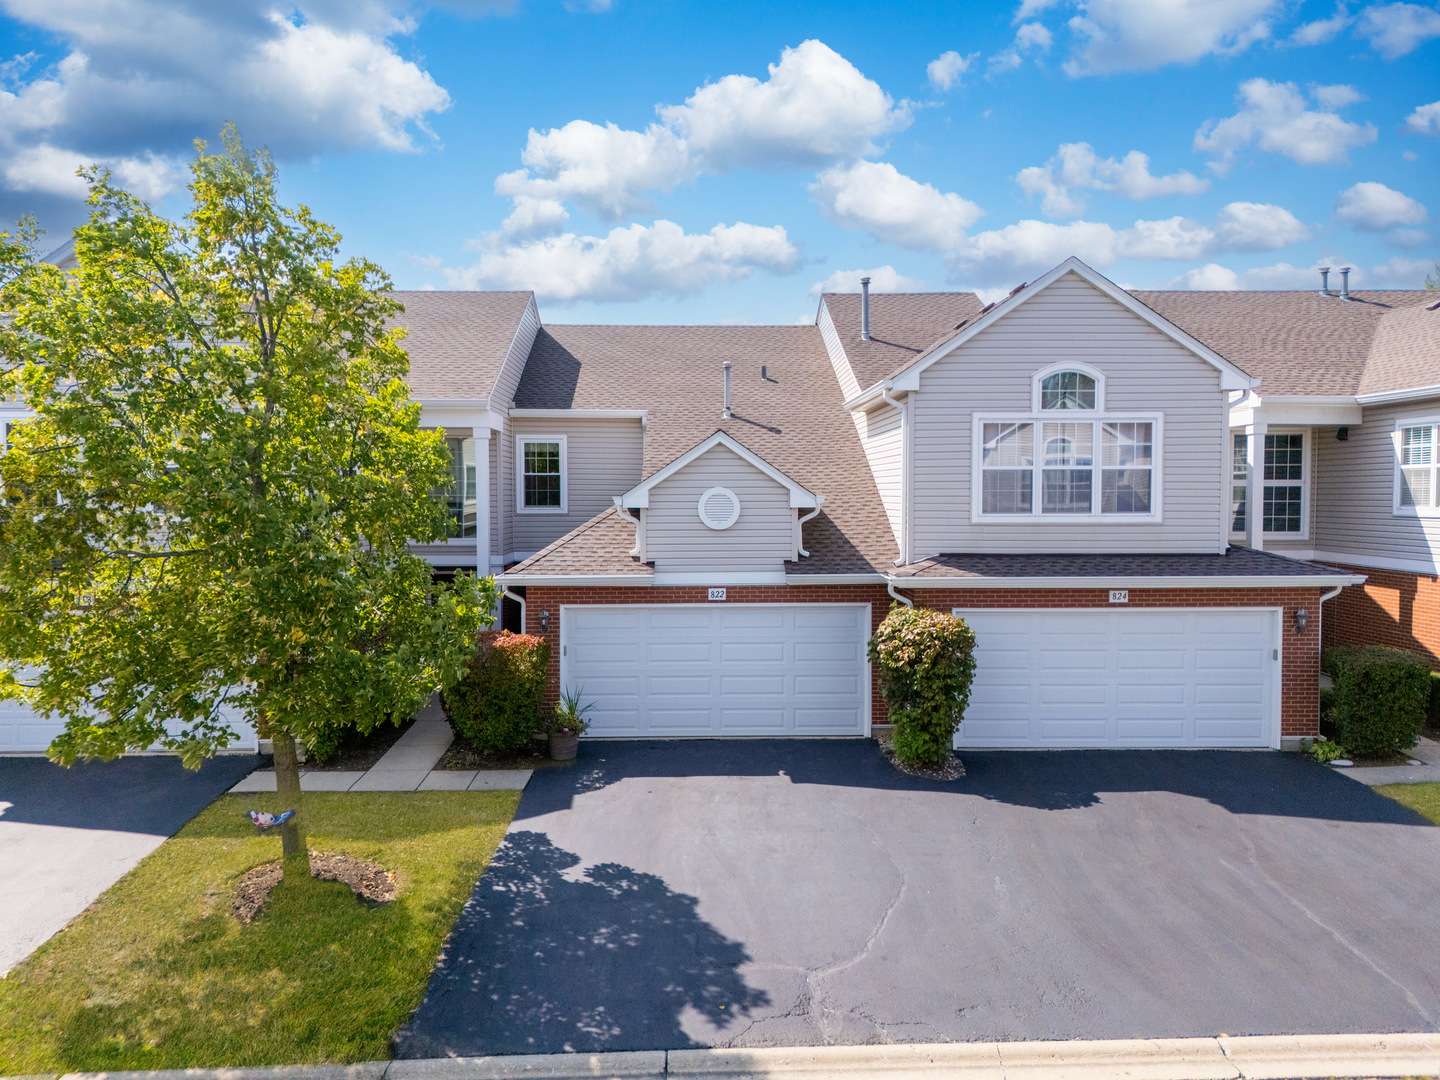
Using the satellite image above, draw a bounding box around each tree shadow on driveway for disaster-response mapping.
[392,830,770,1058]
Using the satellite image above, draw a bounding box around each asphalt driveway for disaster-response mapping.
[396,741,1440,1057]
[0,753,260,974]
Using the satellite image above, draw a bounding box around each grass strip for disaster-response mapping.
[0,789,518,1073]
[1375,781,1440,825]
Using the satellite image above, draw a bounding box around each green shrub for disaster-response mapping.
[442,630,551,753]
[868,603,977,768]
[1323,644,1429,758]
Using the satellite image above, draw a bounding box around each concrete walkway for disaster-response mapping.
[228,698,532,794]
[1335,734,1440,786]
[16,1032,1440,1079]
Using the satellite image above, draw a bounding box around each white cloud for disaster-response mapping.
[1194,78,1377,174]
[0,1,452,199]
[494,40,910,226]
[1061,0,1283,76]
[2,143,184,200]
[927,50,978,91]
[809,160,983,250]
[1335,181,1429,230]
[1355,2,1440,57]
[1370,255,1437,284]
[445,219,799,303]
[1406,100,1440,135]
[1288,5,1352,44]
[1015,0,1064,17]
[1170,263,1242,289]
[988,21,1053,76]
[658,40,909,169]
[1389,227,1430,247]
[1311,83,1365,109]
[946,201,1308,283]
[809,265,924,297]
[1167,255,1356,289]
[1015,142,1210,217]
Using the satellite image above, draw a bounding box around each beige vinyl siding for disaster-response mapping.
[818,300,861,402]
[509,417,643,555]
[644,444,795,574]
[1313,398,1440,568]
[910,272,1225,554]
[856,402,903,544]
[491,297,540,408]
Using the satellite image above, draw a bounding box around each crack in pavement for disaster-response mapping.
[1224,833,1434,1025]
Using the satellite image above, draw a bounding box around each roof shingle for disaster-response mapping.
[391,291,533,400]
[822,292,985,391]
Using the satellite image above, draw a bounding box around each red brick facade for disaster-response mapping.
[521,582,1326,739]
[1320,562,1440,666]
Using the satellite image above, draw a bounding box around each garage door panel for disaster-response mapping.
[957,608,1277,748]
[566,604,867,737]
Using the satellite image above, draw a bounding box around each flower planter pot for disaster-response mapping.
[549,733,580,761]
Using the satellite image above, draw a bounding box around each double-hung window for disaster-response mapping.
[1396,418,1440,515]
[516,434,567,513]
[432,435,477,538]
[1230,430,1307,535]
[976,367,1159,521]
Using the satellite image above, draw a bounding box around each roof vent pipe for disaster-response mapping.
[1318,266,1330,296]
[1339,267,1351,301]
[860,276,871,341]
[722,361,732,419]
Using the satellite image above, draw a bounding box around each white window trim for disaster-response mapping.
[1259,427,1310,539]
[1229,430,1249,539]
[1393,414,1440,518]
[1031,362,1107,413]
[970,412,1164,524]
[515,433,567,514]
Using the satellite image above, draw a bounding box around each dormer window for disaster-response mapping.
[1040,371,1096,411]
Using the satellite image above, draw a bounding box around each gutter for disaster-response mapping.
[842,381,892,412]
[501,588,525,632]
[1356,384,1440,406]
[884,573,1367,589]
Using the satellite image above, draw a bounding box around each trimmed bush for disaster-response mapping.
[1323,644,1429,758]
[442,630,551,754]
[868,603,977,768]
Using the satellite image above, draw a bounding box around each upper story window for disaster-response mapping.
[517,434,567,514]
[1040,371,1097,411]
[432,436,477,539]
[976,366,1156,522]
[1230,430,1307,536]
[1395,417,1440,516]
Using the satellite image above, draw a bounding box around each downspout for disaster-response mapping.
[1316,582,1345,674]
[502,588,526,633]
[614,498,641,557]
[796,505,822,557]
[886,580,913,607]
[881,387,909,566]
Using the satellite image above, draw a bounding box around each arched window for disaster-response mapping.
[1040,370,1097,410]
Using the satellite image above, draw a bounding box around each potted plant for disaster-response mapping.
[546,687,593,761]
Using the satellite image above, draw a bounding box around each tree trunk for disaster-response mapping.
[271,730,309,873]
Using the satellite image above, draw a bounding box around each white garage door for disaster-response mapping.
[954,608,1279,749]
[0,700,65,752]
[561,604,869,737]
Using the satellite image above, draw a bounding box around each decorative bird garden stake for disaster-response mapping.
[247,809,296,830]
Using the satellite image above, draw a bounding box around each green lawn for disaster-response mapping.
[1376,781,1440,825]
[0,790,519,1074]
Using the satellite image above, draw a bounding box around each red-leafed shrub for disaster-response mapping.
[868,603,977,767]
[442,630,551,753]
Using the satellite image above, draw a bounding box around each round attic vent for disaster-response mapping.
[697,486,741,530]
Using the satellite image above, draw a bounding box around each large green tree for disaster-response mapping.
[0,128,494,870]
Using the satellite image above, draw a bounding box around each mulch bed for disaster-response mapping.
[875,730,966,781]
[435,734,553,771]
[255,718,415,773]
[232,852,398,923]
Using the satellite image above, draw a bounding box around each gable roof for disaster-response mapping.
[1359,300,1440,398]
[882,258,1255,395]
[512,324,898,575]
[1131,288,1435,397]
[390,290,535,402]
[618,430,820,509]
[820,291,985,390]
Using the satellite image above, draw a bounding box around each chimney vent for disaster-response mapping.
[722,362,732,419]
[1339,267,1351,301]
[860,276,871,341]
[1318,266,1330,296]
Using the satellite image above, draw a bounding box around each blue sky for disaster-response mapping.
[1,0,1437,324]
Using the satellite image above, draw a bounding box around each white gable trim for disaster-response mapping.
[617,431,822,510]
[884,258,1255,395]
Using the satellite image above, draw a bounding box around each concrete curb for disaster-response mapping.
[21,1033,1440,1080]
